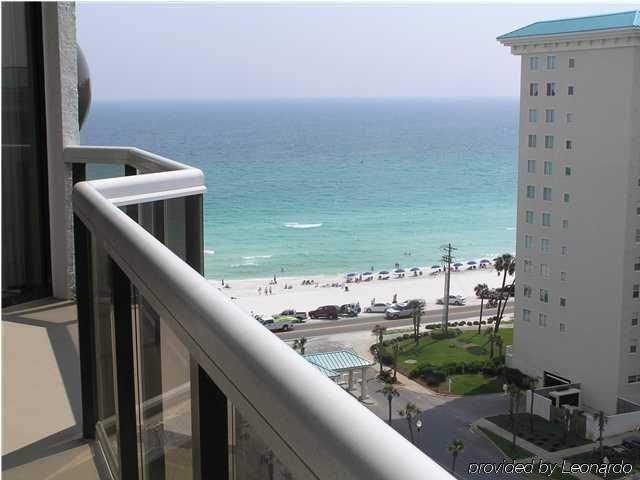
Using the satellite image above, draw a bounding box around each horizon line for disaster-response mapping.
[91,95,520,102]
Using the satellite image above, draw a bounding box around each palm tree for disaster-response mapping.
[398,402,421,445]
[372,325,387,377]
[292,336,307,355]
[493,254,515,332]
[448,439,465,473]
[594,410,608,458]
[474,283,489,334]
[392,343,400,383]
[378,383,400,425]
[507,383,522,451]
[527,376,540,433]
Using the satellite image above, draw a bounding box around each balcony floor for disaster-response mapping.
[2,298,107,479]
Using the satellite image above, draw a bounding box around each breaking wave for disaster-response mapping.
[284,222,322,229]
[204,249,216,255]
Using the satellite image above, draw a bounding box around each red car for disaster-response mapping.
[308,305,340,320]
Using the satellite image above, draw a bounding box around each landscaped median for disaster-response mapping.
[377,327,523,395]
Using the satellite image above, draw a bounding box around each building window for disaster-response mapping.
[524,235,533,249]
[545,109,555,123]
[523,309,531,322]
[629,375,640,384]
[560,271,567,281]
[568,84,575,95]
[524,259,533,272]
[568,57,575,68]
[544,161,553,175]
[566,112,574,123]
[527,160,536,173]
[559,323,566,332]
[530,83,539,96]
[635,257,640,271]
[546,82,556,96]
[523,285,532,298]
[631,340,638,354]
[528,135,537,148]
[538,313,548,326]
[541,238,551,253]
[527,185,536,199]
[636,228,640,243]
[545,136,554,149]
[565,166,571,176]
[529,109,538,123]
[636,205,640,216]
[543,187,552,201]
[562,219,568,229]
[565,140,573,150]
[529,56,539,70]
[542,213,551,226]
[540,263,550,277]
[546,55,556,70]
[633,313,638,326]
[560,297,566,307]
[634,284,639,299]
[526,211,534,224]
[561,246,568,255]
[563,193,570,203]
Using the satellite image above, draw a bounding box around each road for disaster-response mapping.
[278,304,514,340]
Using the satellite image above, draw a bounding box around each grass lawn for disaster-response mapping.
[387,329,513,394]
[478,426,533,460]
[564,447,640,479]
[487,413,590,452]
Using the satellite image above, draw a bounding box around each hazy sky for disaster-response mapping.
[77,2,633,100]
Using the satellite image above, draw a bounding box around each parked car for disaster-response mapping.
[339,304,359,317]
[436,295,465,306]
[385,303,422,320]
[258,317,293,332]
[365,302,392,313]
[276,309,307,322]
[308,305,340,320]
[622,435,640,448]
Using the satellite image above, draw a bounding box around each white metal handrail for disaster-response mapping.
[69,146,453,480]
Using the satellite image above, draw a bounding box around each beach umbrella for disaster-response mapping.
[479,259,491,264]
[394,268,405,273]
[410,267,421,272]
[466,260,477,265]
[346,272,357,277]
[378,270,389,275]
[362,271,373,276]
[453,262,464,267]
[431,264,441,269]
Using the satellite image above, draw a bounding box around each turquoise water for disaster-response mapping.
[81,98,518,280]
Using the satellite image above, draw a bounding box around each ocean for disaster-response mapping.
[81,98,518,280]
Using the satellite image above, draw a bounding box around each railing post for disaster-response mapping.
[111,260,139,480]
[73,163,97,440]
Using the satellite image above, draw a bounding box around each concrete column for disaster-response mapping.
[360,368,367,400]
[42,2,79,299]
[348,370,353,391]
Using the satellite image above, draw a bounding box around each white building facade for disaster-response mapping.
[499,11,640,414]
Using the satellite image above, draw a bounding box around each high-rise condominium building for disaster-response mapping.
[499,11,640,414]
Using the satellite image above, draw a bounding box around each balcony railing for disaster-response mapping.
[67,145,453,479]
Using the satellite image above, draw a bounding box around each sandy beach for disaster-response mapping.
[211,267,508,317]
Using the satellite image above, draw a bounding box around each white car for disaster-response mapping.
[364,302,392,313]
[436,295,465,306]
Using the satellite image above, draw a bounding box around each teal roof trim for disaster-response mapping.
[499,10,640,40]
[308,362,340,379]
[304,350,374,373]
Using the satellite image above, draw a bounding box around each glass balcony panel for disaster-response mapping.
[132,286,192,480]
[91,236,120,474]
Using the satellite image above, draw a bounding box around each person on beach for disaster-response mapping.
[392,293,397,304]
[258,287,261,295]
[222,279,225,286]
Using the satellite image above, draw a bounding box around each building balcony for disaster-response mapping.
[1,145,452,479]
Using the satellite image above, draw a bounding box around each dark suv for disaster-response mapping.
[308,305,340,320]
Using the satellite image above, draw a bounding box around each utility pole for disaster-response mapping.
[440,243,456,333]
